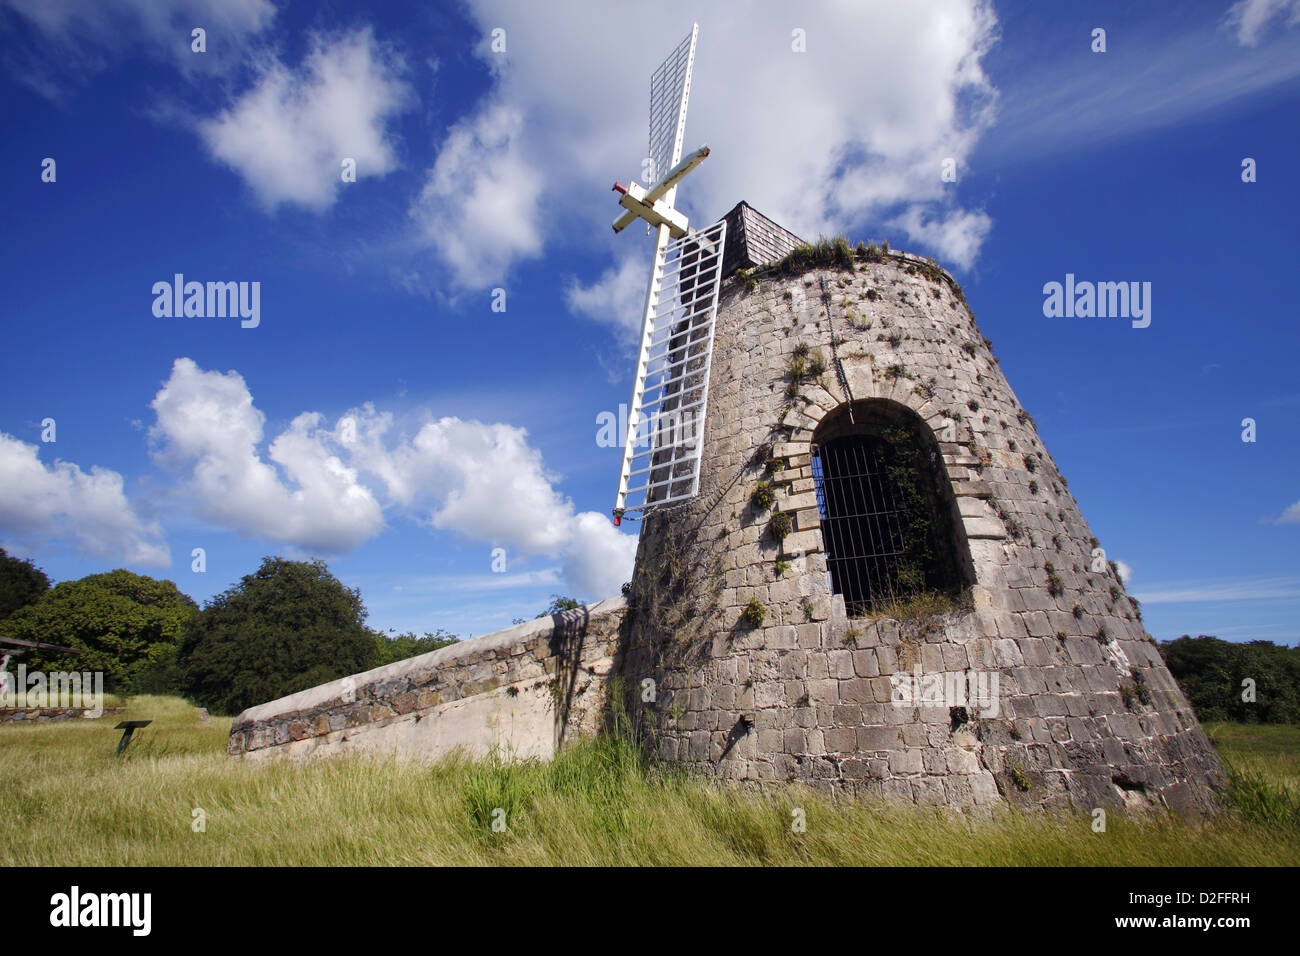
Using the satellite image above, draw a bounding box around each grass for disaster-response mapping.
[0,697,1297,865]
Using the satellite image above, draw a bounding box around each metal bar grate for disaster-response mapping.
[812,435,910,614]
[616,218,727,512]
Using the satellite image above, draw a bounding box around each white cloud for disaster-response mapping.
[563,511,639,599]
[149,358,385,553]
[146,360,636,598]
[886,206,992,271]
[1114,560,1134,585]
[410,102,543,288]
[0,433,169,566]
[0,0,276,96]
[564,251,648,341]
[199,27,410,210]
[1275,499,1300,524]
[339,406,637,597]
[989,9,1300,163]
[1226,0,1300,45]
[1134,576,1300,604]
[416,0,1000,291]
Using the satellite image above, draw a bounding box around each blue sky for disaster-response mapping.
[1,0,1297,645]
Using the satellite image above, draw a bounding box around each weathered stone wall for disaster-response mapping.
[227,598,626,761]
[0,707,123,723]
[618,248,1224,814]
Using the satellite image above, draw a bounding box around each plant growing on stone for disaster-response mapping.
[1044,563,1064,597]
[749,481,777,512]
[740,599,766,627]
[767,511,792,541]
[774,560,789,577]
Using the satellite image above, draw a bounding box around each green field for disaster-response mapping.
[1,696,1297,866]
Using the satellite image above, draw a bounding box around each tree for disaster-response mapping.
[1159,635,1300,725]
[536,595,582,618]
[373,629,459,667]
[178,557,377,715]
[0,547,51,622]
[2,569,197,692]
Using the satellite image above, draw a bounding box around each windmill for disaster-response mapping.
[611,23,727,526]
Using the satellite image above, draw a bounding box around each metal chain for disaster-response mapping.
[819,276,854,423]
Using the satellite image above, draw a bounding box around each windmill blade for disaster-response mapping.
[615,218,727,514]
[647,23,698,195]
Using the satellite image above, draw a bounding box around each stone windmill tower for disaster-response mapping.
[608,32,1225,815]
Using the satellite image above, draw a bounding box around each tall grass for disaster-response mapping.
[1,698,1298,865]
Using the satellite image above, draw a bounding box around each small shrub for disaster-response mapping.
[749,481,776,512]
[1045,563,1064,597]
[767,511,792,541]
[740,599,766,627]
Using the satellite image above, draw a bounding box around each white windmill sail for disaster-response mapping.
[611,23,726,523]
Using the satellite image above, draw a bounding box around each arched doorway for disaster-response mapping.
[811,400,971,614]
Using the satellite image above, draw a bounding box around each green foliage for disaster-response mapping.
[773,560,790,577]
[1160,636,1300,725]
[749,481,777,512]
[0,547,50,622]
[537,595,582,618]
[740,599,766,627]
[177,557,375,715]
[373,629,459,667]
[767,511,792,541]
[873,426,964,601]
[3,569,197,693]
[772,235,855,276]
[5,696,1300,865]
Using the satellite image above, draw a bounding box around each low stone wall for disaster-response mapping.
[0,707,124,723]
[227,598,626,762]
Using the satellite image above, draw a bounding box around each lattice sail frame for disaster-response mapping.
[648,27,696,186]
[613,24,727,517]
[615,219,726,513]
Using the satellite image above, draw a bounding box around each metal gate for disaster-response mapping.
[812,434,909,613]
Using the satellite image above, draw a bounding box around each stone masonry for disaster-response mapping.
[230,233,1224,817]
[228,599,625,761]
[616,243,1225,815]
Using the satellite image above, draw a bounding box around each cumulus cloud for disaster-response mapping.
[410,102,543,288]
[564,251,648,341]
[0,433,169,566]
[1274,499,1300,524]
[418,0,999,291]
[338,405,637,596]
[1114,560,1134,585]
[1225,0,1300,45]
[563,511,639,599]
[149,358,385,553]
[199,27,410,210]
[146,359,636,598]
